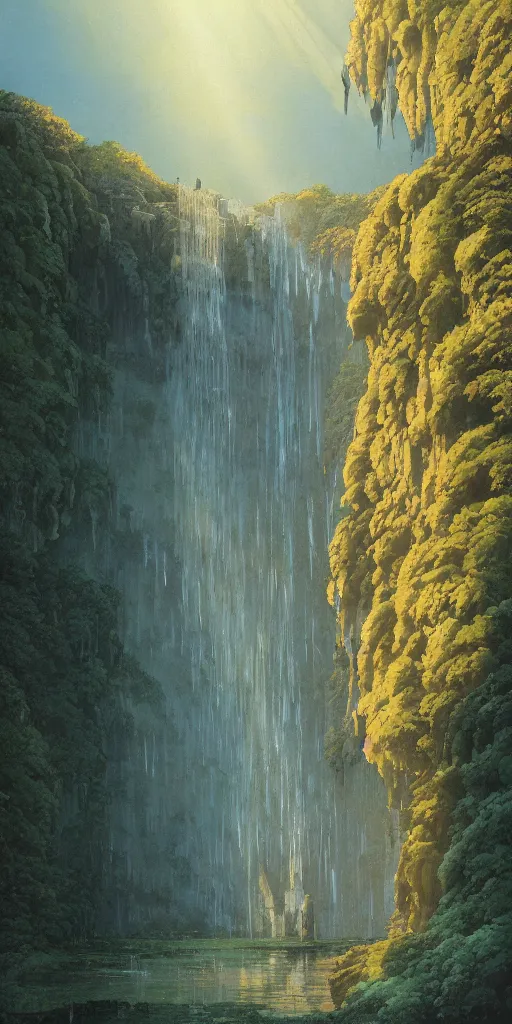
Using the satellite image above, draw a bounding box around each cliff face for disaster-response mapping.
[328,0,512,1018]
[1,91,401,962]
[0,92,188,960]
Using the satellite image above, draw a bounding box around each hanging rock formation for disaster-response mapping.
[328,0,512,1019]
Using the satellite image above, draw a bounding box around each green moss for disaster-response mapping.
[0,91,165,976]
[328,1,512,1019]
[324,361,368,471]
[77,139,176,204]
[255,184,386,266]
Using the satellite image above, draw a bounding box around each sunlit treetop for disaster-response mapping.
[0,92,85,152]
[255,183,386,266]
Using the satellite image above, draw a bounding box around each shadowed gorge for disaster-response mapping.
[1,0,511,1019]
[0,90,396,991]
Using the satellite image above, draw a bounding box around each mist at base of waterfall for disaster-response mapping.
[84,187,399,941]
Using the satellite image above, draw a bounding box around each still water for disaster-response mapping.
[16,942,350,1016]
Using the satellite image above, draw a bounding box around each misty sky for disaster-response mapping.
[1,0,423,203]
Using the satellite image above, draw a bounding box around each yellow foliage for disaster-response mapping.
[329,938,392,1007]
[327,0,512,955]
[310,226,356,267]
[3,93,86,152]
[345,0,512,146]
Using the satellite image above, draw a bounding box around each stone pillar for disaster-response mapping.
[301,894,315,940]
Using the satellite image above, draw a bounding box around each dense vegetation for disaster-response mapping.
[0,93,177,977]
[255,185,386,277]
[1,92,377,983]
[3,1,511,1005]
[328,0,512,1020]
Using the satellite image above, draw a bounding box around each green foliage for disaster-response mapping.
[332,628,512,1022]
[0,539,119,958]
[0,90,114,547]
[328,1,512,1020]
[0,92,86,156]
[324,644,362,775]
[74,137,180,358]
[0,91,165,976]
[78,139,176,205]
[324,360,368,471]
[255,184,386,265]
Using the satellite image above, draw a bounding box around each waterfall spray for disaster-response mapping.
[164,186,397,936]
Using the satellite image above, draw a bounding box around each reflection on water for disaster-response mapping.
[16,947,340,1016]
[232,950,335,1013]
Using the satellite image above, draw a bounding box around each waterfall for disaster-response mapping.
[162,187,397,936]
[71,182,399,938]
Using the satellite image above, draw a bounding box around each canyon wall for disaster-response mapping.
[0,92,398,962]
[328,1,512,1019]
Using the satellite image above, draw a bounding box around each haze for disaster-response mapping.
[1,0,423,202]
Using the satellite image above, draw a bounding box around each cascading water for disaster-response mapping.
[165,186,399,937]
[71,182,399,938]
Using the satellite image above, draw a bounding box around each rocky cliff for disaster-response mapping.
[0,92,186,965]
[328,0,512,1019]
[0,90,400,971]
